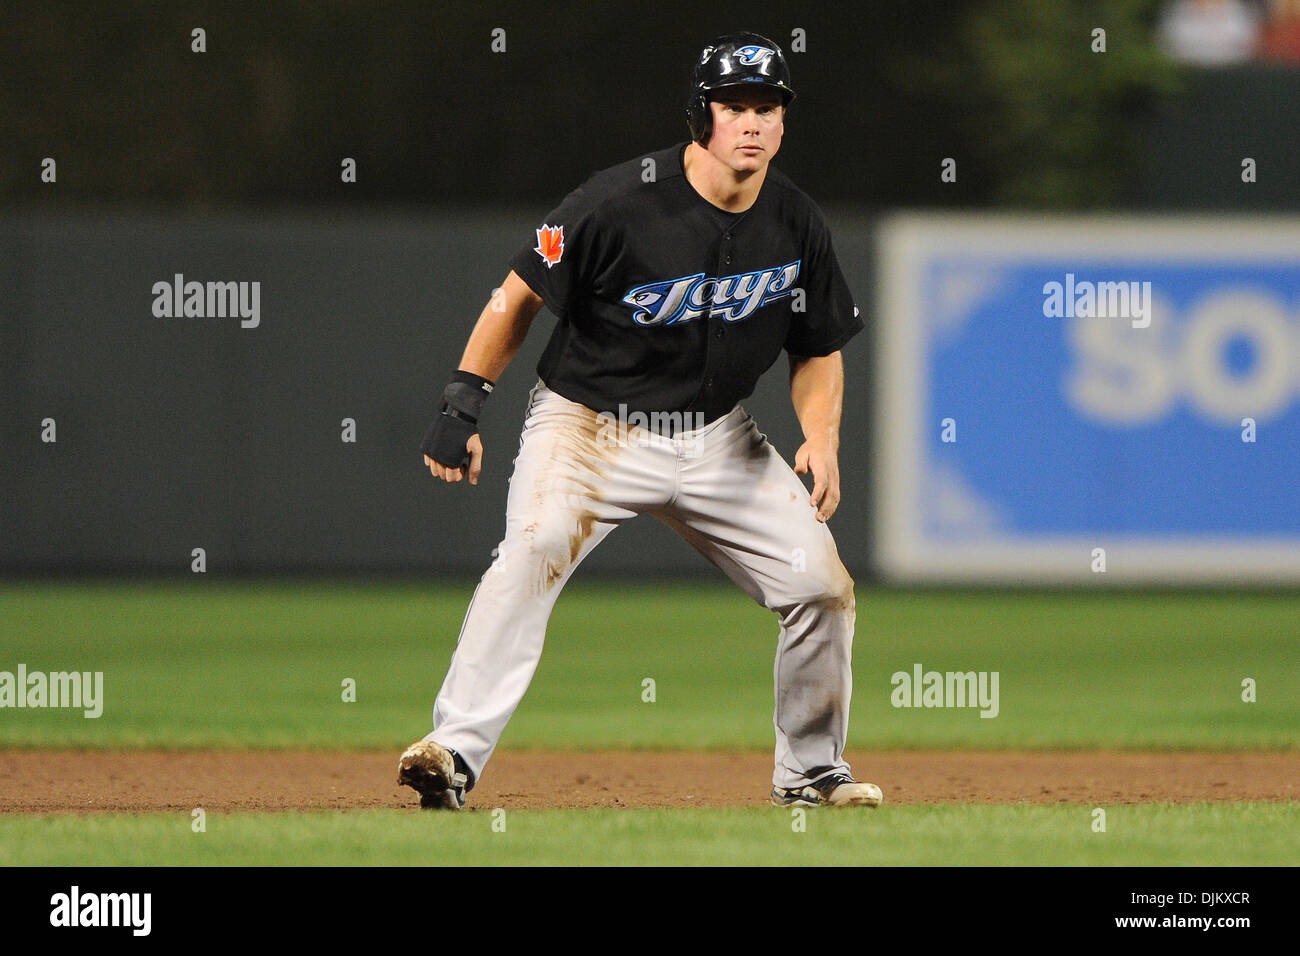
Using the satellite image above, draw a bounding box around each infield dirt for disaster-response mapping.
[1,750,1296,813]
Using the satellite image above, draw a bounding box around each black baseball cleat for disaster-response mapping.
[398,740,469,810]
[771,772,883,808]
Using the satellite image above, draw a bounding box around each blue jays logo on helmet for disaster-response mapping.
[733,44,775,66]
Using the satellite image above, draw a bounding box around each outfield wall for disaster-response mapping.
[0,209,876,577]
[6,211,1296,584]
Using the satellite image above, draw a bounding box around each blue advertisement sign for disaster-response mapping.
[875,216,1300,583]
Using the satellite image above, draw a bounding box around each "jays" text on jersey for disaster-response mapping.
[622,260,801,327]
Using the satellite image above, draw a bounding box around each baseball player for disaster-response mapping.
[400,32,880,810]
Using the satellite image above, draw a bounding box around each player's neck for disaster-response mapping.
[682,142,767,214]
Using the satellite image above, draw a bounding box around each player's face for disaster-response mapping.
[706,87,784,173]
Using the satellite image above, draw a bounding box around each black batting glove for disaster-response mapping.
[421,409,477,469]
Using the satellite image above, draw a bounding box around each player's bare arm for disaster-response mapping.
[789,350,845,522]
[423,270,544,485]
[457,270,544,383]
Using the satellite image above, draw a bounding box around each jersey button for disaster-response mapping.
[715,328,725,339]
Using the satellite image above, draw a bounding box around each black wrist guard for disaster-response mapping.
[442,370,495,424]
[420,370,496,469]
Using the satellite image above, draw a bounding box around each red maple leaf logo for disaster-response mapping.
[534,224,564,268]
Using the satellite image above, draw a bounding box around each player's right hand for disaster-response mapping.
[424,434,484,485]
[421,406,480,482]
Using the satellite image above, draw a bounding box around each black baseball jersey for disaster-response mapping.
[508,142,862,426]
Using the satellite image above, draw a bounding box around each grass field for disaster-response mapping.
[1,581,1296,866]
[1,803,1294,867]
[0,580,1296,750]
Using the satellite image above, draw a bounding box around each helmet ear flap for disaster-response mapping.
[687,93,712,144]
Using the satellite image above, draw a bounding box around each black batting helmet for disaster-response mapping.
[686,32,796,144]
